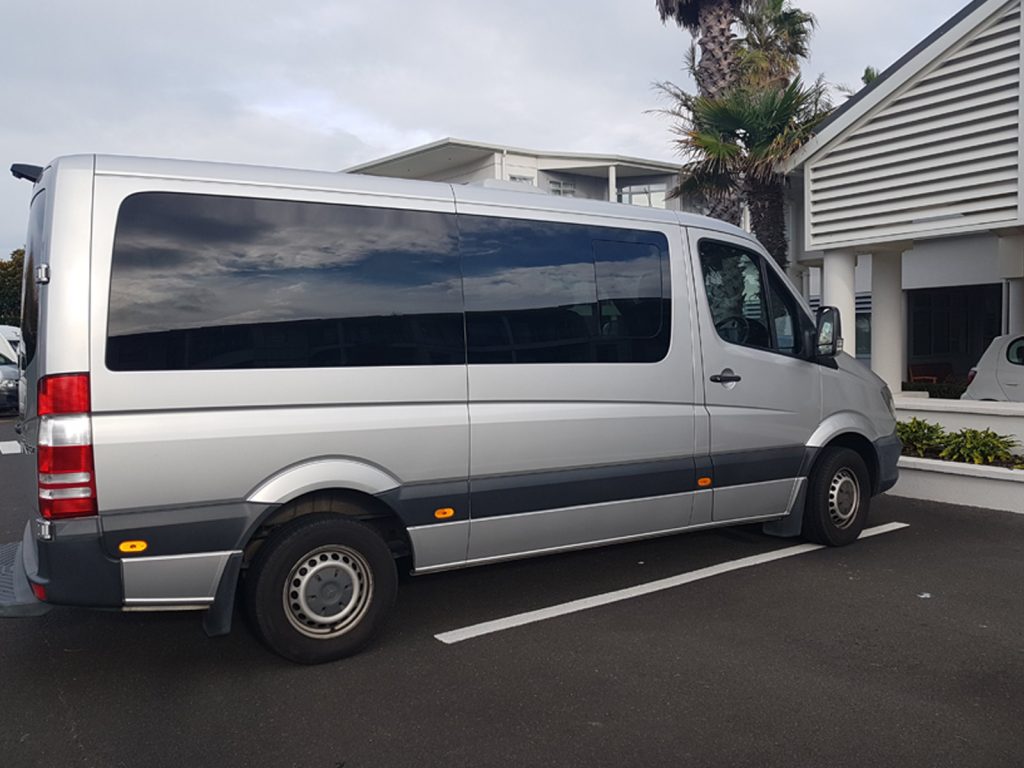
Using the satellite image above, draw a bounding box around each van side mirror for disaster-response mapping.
[815,306,843,358]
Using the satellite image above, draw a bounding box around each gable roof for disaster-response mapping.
[789,0,1009,170]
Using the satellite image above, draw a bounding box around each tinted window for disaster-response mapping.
[107,193,465,370]
[459,216,670,364]
[21,191,46,368]
[699,240,804,356]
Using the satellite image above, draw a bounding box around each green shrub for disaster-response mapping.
[896,418,946,458]
[939,428,1019,466]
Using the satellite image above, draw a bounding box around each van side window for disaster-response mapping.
[459,216,670,364]
[698,240,803,356]
[106,193,465,370]
[21,191,46,368]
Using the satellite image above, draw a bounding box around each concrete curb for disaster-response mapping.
[888,456,1024,514]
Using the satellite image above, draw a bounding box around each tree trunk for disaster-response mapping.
[697,0,742,225]
[746,177,788,268]
[704,190,743,226]
[696,0,737,99]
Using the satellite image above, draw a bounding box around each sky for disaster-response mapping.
[1,0,970,252]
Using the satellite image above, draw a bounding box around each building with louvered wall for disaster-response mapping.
[787,0,1024,397]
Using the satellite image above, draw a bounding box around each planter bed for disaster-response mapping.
[888,456,1024,514]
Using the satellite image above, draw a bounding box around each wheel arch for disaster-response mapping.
[814,432,880,495]
[242,488,413,569]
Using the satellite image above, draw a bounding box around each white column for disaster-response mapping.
[822,250,858,355]
[1009,278,1024,334]
[785,264,805,295]
[607,164,617,202]
[870,250,905,392]
[997,236,1024,333]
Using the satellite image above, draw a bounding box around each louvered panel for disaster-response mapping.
[814,196,1017,235]
[887,73,1018,113]
[813,155,1018,201]
[814,168,1019,211]
[813,113,1017,169]
[813,181,1018,225]
[811,209,1017,249]
[836,100,1017,151]
[807,0,1021,249]
[885,66,1015,108]
[944,31,1017,62]
[866,90,1016,130]
[811,135,1019,183]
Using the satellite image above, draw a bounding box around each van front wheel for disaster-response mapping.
[244,514,397,664]
[802,447,870,547]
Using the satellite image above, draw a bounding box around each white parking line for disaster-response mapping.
[434,522,911,645]
[0,441,23,455]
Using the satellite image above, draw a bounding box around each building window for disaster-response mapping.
[508,175,535,186]
[856,313,872,359]
[618,183,667,209]
[549,180,576,197]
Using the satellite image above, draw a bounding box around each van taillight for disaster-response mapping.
[38,373,91,416]
[36,374,97,519]
[967,368,977,386]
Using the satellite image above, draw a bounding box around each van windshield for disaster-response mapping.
[21,190,45,368]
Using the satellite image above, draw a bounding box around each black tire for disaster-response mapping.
[244,514,397,664]
[802,447,871,547]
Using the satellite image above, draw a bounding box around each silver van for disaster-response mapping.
[0,156,900,663]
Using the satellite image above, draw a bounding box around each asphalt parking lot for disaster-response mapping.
[0,416,1022,768]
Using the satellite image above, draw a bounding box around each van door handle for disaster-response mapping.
[710,370,742,384]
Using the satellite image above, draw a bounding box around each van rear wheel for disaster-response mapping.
[802,447,870,547]
[244,514,397,664]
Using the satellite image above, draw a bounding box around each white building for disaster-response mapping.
[346,137,683,210]
[787,0,1024,393]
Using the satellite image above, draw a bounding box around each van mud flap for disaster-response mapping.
[0,540,51,617]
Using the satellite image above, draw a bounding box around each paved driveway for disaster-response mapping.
[0,417,1021,768]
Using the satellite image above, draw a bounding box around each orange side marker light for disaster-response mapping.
[697,477,713,488]
[434,508,456,520]
[119,540,148,554]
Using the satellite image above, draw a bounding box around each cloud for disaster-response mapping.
[1,0,970,253]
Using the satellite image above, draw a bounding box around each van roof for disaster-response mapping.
[81,154,752,239]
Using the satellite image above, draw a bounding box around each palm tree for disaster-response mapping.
[657,1,745,223]
[736,0,816,90]
[656,0,744,98]
[669,78,831,266]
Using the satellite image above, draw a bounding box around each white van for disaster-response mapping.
[0,156,900,663]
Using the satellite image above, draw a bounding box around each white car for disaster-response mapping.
[962,334,1024,401]
[0,325,21,353]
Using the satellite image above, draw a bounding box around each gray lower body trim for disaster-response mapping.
[466,491,695,562]
[121,550,240,606]
[712,478,797,522]
[407,520,470,571]
[414,511,785,574]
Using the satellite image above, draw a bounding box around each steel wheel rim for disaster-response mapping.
[283,545,373,639]
[828,468,861,530]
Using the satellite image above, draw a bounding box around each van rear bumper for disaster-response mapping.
[27,517,124,608]
[0,527,51,617]
[874,432,902,495]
